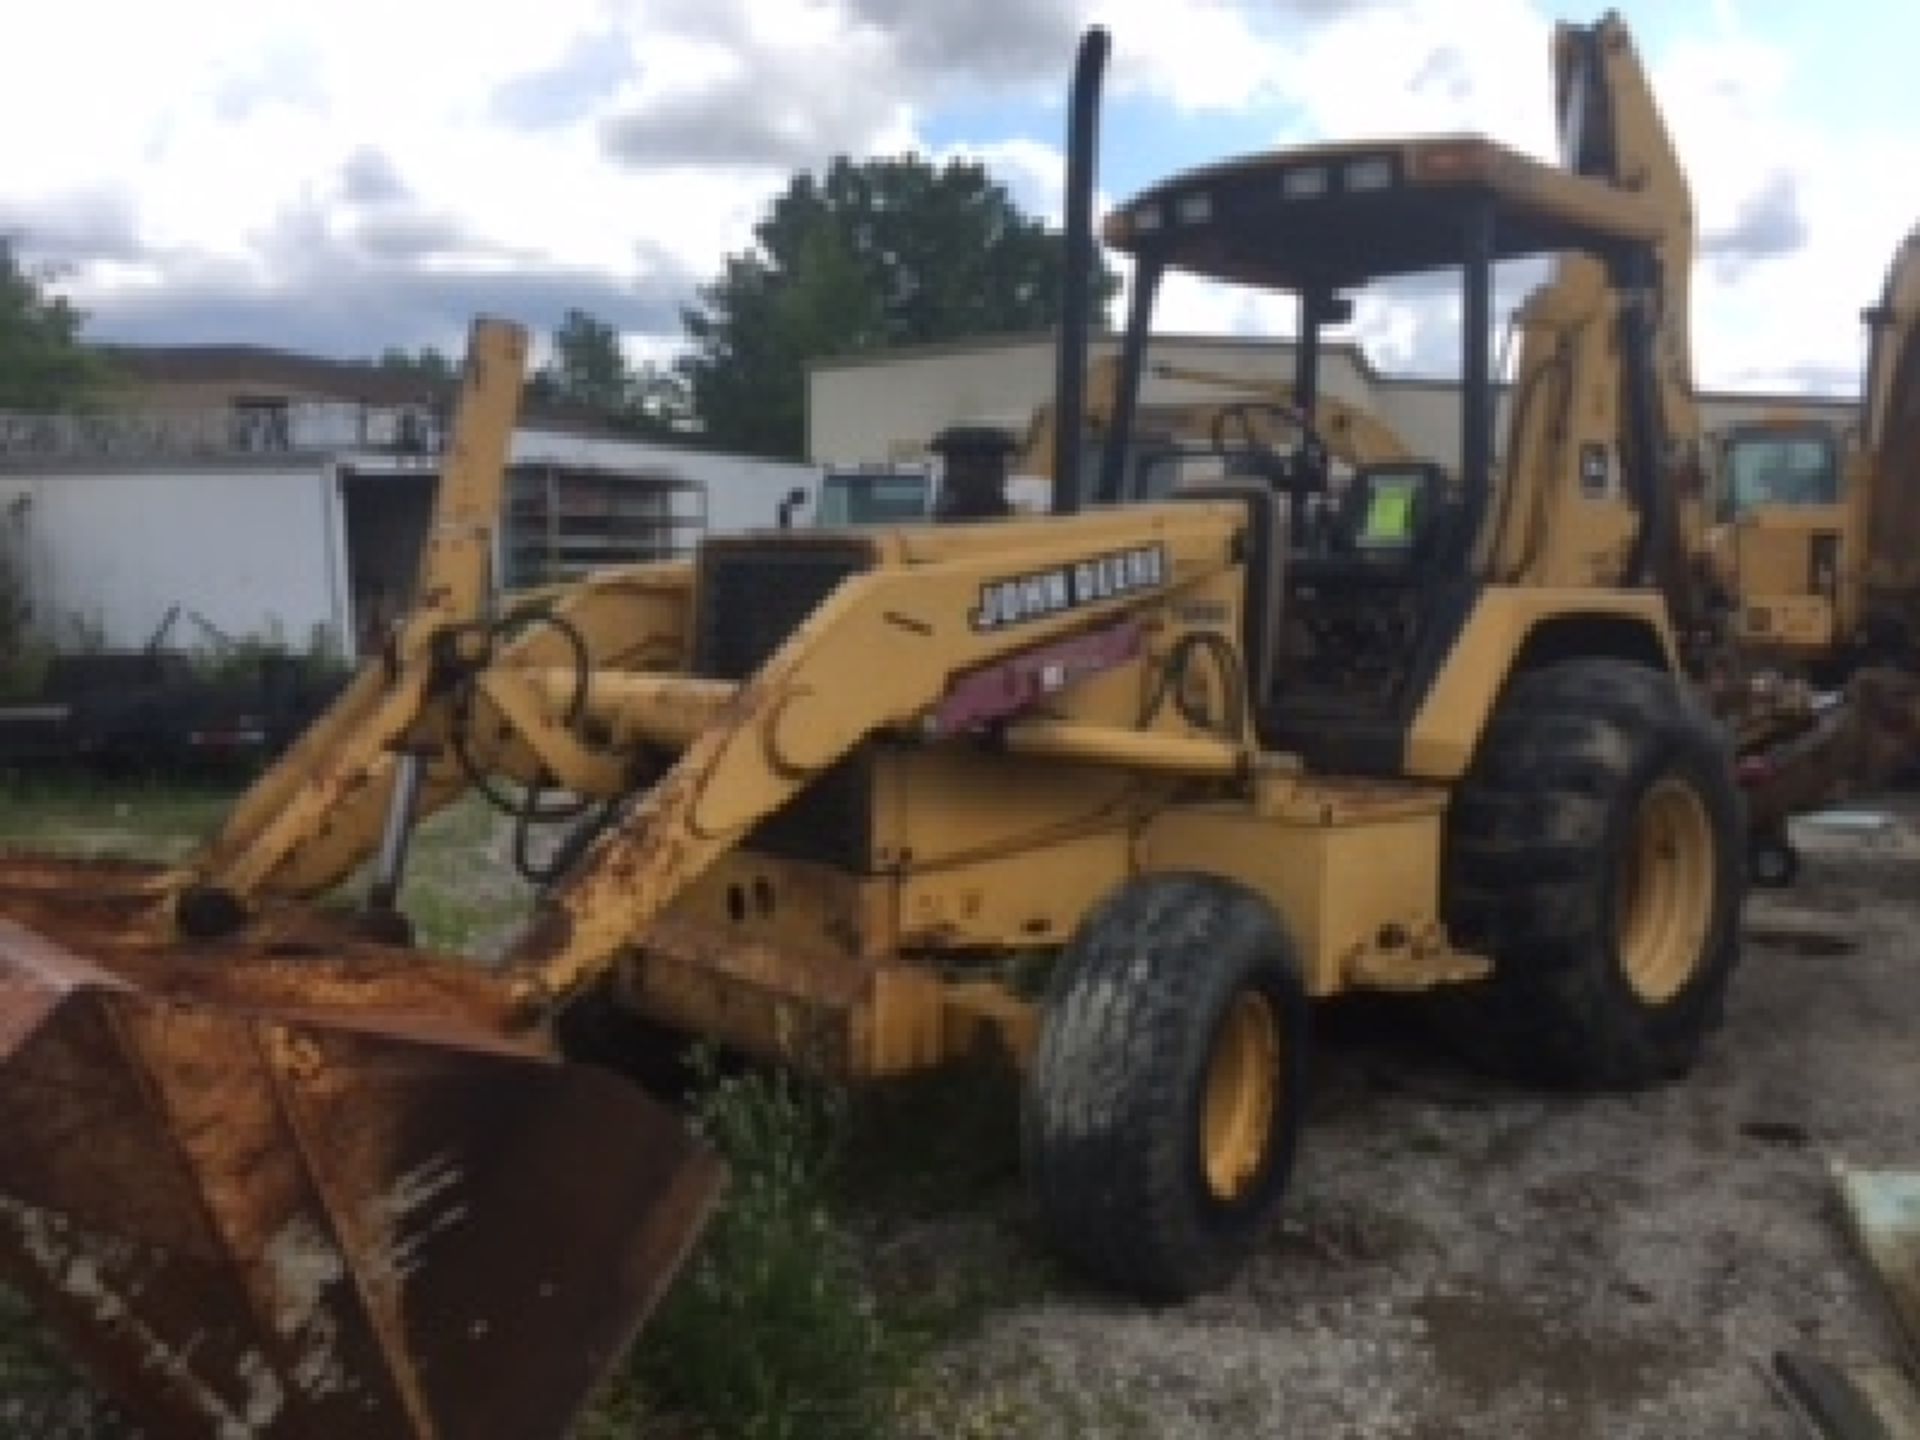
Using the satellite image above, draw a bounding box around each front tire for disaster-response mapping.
[1436,658,1744,1088]
[1022,873,1309,1300]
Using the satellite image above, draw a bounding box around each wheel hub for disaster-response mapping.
[1616,776,1715,1003]
[1201,989,1281,1201]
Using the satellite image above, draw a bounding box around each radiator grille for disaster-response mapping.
[692,540,873,680]
[691,536,877,868]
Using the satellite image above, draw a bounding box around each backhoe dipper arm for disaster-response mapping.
[1141,361,1413,467]
[1554,11,1697,467]
[1859,227,1920,607]
[1489,13,1703,603]
[503,510,1245,1013]
[1014,355,1413,480]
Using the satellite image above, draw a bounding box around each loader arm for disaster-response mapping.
[205,563,698,903]
[169,317,528,925]
[164,322,699,917]
[0,311,728,1440]
[504,508,1246,1011]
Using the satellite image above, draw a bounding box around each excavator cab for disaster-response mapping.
[1710,418,1849,656]
[1720,421,1843,517]
[1094,134,1680,771]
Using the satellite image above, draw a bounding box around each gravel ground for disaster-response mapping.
[5,798,1919,1438]
[896,801,1920,1439]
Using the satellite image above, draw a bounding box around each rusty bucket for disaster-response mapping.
[0,856,722,1440]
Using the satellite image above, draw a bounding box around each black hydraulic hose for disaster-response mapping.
[1051,26,1109,516]
[1618,285,1670,589]
[448,608,599,826]
[513,793,618,888]
[1139,630,1248,743]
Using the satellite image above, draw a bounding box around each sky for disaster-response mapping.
[3,0,1916,395]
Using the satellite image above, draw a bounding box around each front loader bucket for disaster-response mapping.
[0,863,722,1440]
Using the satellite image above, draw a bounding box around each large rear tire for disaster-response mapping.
[1022,873,1309,1300]
[1436,658,1744,1088]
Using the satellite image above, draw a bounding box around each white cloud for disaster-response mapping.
[0,0,1903,403]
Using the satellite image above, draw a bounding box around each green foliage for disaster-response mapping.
[526,308,689,438]
[0,493,36,694]
[0,235,113,411]
[375,344,457,384]
[631,1053,899,1439]
[680,155,1121,459]
[182,619,347,688]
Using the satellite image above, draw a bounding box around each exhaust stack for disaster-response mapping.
[1050,26,1110,516]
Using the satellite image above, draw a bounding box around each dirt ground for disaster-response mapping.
[894,799,1920,1439]
[4,791,1919,1438]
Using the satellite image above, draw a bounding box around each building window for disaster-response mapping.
[231,397,292,453]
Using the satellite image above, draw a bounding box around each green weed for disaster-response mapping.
[627,1052,901,1440]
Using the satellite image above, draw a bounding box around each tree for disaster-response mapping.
[0,236,112,412]
[527,308,687,438]
[680,155,1121,459]
[375,345,458,385]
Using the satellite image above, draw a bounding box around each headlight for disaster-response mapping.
[1133,202,1165,233]
[1343,156,1394,192]
[1176,191,1212,225]
[1281,166,1328,199]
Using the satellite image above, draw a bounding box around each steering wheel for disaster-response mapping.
[1207,400,1330,497]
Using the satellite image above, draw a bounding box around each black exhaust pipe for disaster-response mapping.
[1051,26,1109,517]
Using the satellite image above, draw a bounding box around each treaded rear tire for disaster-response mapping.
[1022,873,1309,1301]
[1435,658,1744,1088]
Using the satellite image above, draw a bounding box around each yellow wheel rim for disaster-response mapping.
[1616,776,1716,1004]
[1201,989,1281,1202]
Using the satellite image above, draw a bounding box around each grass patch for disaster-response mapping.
[0,772,535,954]
[619,1052,904,1440]
[0,773,240,862]
[369,795,532,953]
[580,1054,1053,1439]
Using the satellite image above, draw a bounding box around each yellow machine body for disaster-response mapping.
[0,11,1757,1430]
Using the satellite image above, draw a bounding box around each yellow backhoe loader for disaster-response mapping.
[0,14,1748,1436]
[1710,229,1920,667]
[1692,229,1920,883]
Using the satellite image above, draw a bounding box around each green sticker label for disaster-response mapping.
[1362,482,1415,544]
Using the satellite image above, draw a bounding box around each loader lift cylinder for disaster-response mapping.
[1051,25,1109,516]
[367,746,427,919]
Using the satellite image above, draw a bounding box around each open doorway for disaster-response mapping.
[340,467,438,656]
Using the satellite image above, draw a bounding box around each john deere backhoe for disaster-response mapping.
[0,14,1747,1437]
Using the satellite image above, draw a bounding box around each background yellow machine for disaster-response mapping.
[1693,230,1920,883]
[1711,229,1920,667]
[0,15,1753,1438]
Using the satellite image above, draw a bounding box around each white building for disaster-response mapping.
[0,331,1857,664]
[0,347,815,662]
[809,330,1854,474]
